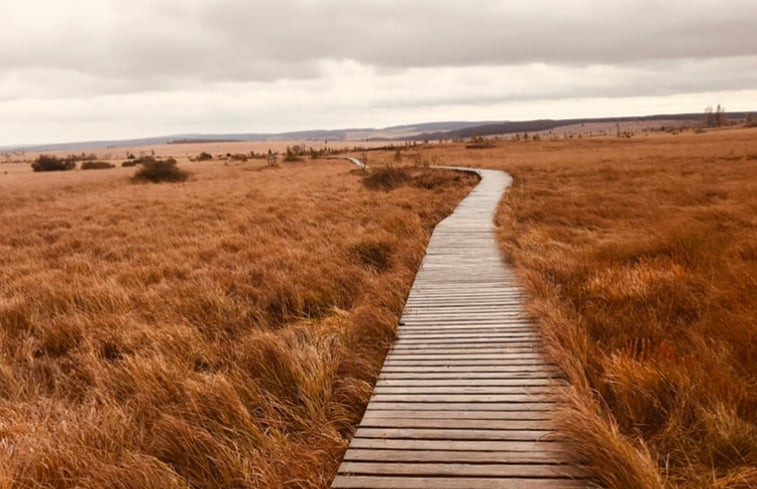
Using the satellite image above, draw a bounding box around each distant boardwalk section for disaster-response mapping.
[332,168,588,488]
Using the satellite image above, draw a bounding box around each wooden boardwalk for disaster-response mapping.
[331,168,588,489]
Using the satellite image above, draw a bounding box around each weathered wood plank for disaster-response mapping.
[332,476,587,489]
[348,438,566,452]
[380,365,560,374]
[366,402,557,412]
[376,378,558,387]
[357,418,552,430]
[338,462,585,478]
[342,448,569,464]
[361,410,553,420]
[354,428,554,441]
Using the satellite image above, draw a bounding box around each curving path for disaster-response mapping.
[331,168,588,488]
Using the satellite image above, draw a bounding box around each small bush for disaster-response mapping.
[121,160,139,167]
[81,161,115,170]
[31,155,76,172]
[284,146,305,162]
[196,152,213,161]
[132,158,189,183]
[466,135,495,149]
[362,165,411,190]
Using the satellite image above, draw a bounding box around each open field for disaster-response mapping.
[360,127,757,488]
[2,127,756,488]
[0,157,476,488]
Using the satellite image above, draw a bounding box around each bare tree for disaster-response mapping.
[704,104,729,127]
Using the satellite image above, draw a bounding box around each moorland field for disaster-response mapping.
[0,157,476,488]
[0,127,755,488]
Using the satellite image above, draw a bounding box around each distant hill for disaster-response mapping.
[2,113,752,153]
[404,113,736,141]
[0,121,493,153]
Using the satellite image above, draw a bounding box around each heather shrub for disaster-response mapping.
[31,155,76,172]
[81,161,115,170]
[362,165,411,190]
[132,158,189,183]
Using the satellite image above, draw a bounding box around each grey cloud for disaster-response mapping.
[1,0,756,145]
[2,0,756,86]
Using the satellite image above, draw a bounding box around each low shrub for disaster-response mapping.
[466,135,495,149]
[362,165,411,190]
[31,155,76,172]
[81,161,115,170]
[284,146,305,162]
[121,160,139,167]
[196,152,213,161]
[131,158,189,183]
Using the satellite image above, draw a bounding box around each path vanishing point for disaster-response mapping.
[331,168,589,488]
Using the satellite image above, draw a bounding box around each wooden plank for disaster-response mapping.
[383,356,551,362]
[373,387,554,396]
[338,462,585,478]
[348,438,565,452]
[332,476,587,489]
[396,332,539,338]
[391,344,542,351]
[354,428,554,441]
[380,365,560,373]
[370,394,559,403]
[342,448,569,464]
[376,378,557,387]
[378,373,561,381]
[385,353,546,360]
[396,330,537,337]
[361,410,554,421]
[366,402,557,412]
[358,418,552,431]
[391,340,542,347]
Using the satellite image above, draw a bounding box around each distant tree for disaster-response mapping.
[266,149,277,166]
[704,106,715,127]
[704,104,729,127]
[716,104,728,127]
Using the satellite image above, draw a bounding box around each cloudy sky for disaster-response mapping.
[2,0,756,146]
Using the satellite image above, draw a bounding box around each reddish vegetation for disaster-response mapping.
[0,160,475,488]
[2,127,755,488]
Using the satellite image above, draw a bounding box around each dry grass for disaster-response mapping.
[369,128,756,488]
[0,159,475,488]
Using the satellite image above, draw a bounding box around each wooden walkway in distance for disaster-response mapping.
[331,168,588,489]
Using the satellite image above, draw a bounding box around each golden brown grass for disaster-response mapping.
[0,158,475,488]
[364,128,756,488]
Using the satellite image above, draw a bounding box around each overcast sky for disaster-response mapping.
[2,0,756,146]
